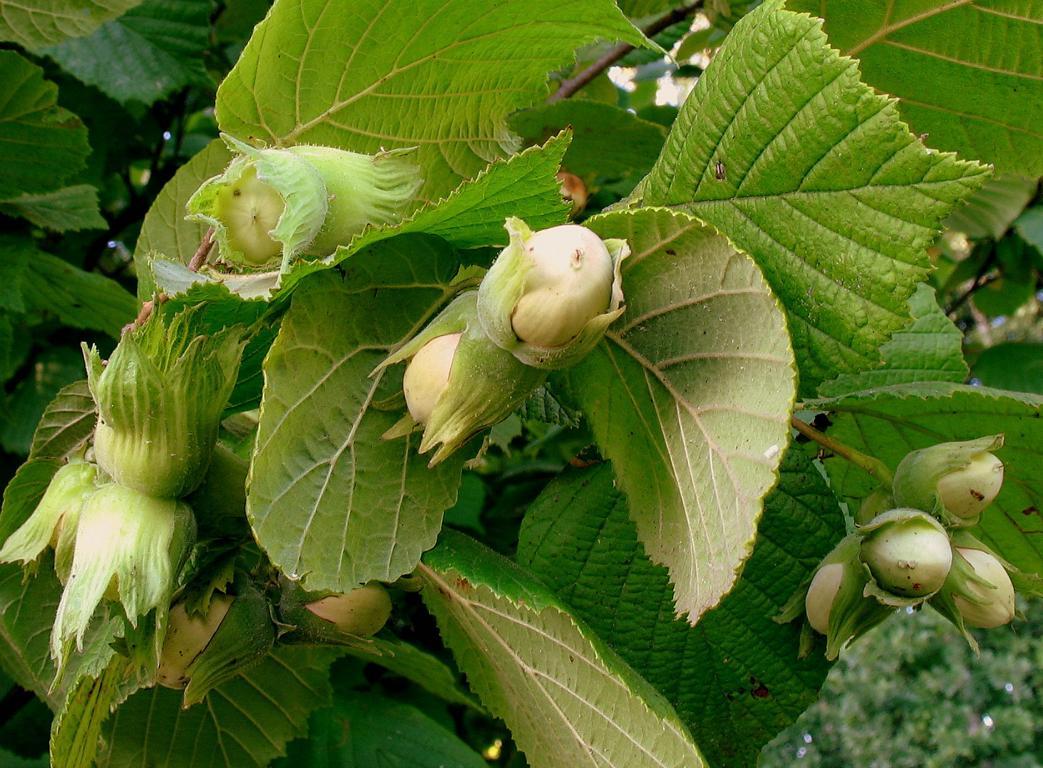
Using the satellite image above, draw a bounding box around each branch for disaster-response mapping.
[547,2,701,104]
[945,246,996,316]
[790,416,894,488]
[188,228,215,272]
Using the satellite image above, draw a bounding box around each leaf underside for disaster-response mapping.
[560,206,796,621]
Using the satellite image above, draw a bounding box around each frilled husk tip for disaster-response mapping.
[186,134,421,271]
[0,461,97,567]
[377,291,546,466]
[51,483,195,667]
[476,217,629,370]
[84,308,246,498]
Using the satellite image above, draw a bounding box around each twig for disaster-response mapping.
[791,415,894,487]
[547,2,701,103]
[945,247,996,316]
[188,228,215,272]
[122,293,168,335]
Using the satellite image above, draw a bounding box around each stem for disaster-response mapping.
[188,228,215,271]
[547,2,701,103]
[945,245,995,316]
[791,416,894,487]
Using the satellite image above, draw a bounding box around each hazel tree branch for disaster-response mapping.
[547,2,702,104]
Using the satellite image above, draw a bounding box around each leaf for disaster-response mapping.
[617,0,687,18]
[517,384,582,428]
[419,530,708,768]
[0,51,91,199]
[2,348,85,456]
[276,690,486,768]
[44,0,212,106]
[28,380,97,462]
[558,207,795,621]
[972,343,1043,395]
[0,237,136,338]
[0,186,106,232]
[810,383,1043,579]
[0,751,47,768]
[1014,205,1043,255]
[945,175,1038,240]
[0,0,142,48]
[345,636,481,710]
[135,139,233,298]
[247,235,470,592]
[791,0,1043,175]
[509,101,667,180]
[216,0,647,201]
[50,657,145,768]
[99,647,340,768]
[517,447,846,768]
[629,0,989,393]
[0,561,63,707]
[816,284,967,397]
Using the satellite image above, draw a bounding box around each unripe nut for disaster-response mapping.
[936,452,1003,521]
[214,166,286,266]
[305,583,392,637]
[954,547,1015,628]
[805,563,844,635]
[158,596,233,689]
[510,224,614,348]
[403,333,461,424]
[860,511,952,597]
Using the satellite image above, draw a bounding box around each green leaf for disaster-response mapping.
[517,446,845,768]
[276,690,486,768]
[0,51,90,199]
[0,747,47,768]
[791,0,1043,175]
[216,0,647,201]
[0,186,106,232]
[517,384,582,427]
[617,0,684,18]
[344,635,481,710]
[99,647,340,768]
[1014,205,1043,255]
[945,175,1038,240]
[811,383,1043,579]
[136,139,233,298]
[0,238,136,338]
[0,0,143,48]
[2,348,85,456]
[509,101,667,180]
[44,0,212,106]
[419,530,708,768]
[629,0,989,393]
[972,343,1043,395]
[247,236,470,592]
[50,657,145,768]
[0,560,63,707]
[275,133,573,291]
[816,284,967,397]
[29,380,97,462]
[558,207,795,620]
